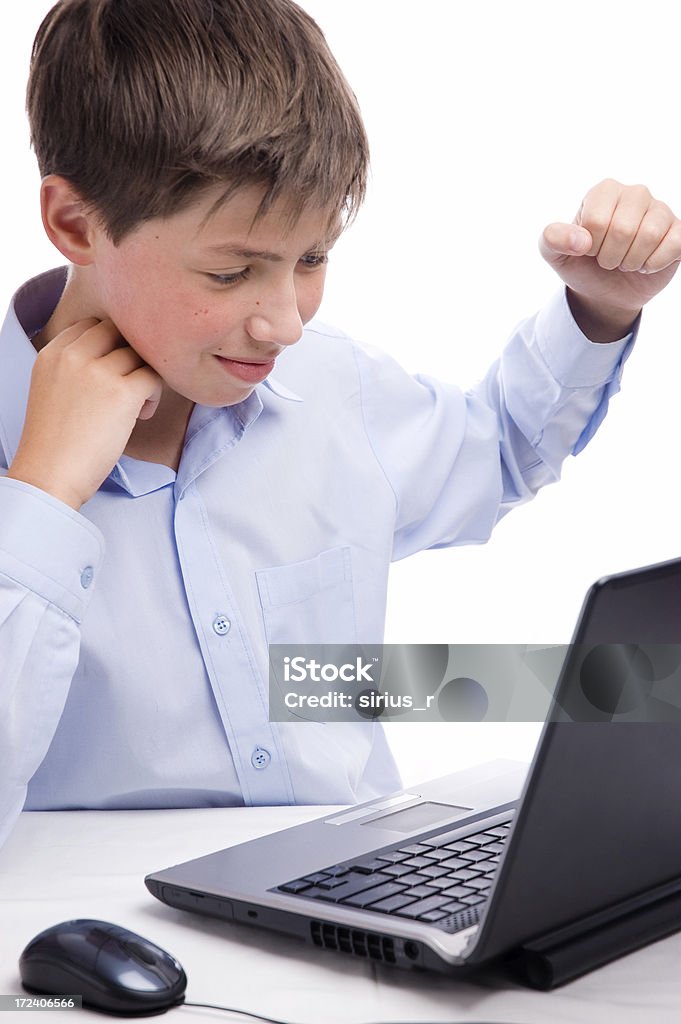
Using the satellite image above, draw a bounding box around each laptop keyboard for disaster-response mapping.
[274,817,512,933]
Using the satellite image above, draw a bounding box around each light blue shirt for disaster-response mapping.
[0,268,634,846]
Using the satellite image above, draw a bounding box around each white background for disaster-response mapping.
[2,2,680,784]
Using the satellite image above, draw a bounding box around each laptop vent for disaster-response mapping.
[310,921,396,964]
[444,906,481,932]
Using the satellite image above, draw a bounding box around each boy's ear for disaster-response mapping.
[39,175,99,266]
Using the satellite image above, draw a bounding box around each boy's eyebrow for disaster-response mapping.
[202,244,285,262]
[201,239,337,261]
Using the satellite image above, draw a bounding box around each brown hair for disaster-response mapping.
[27,0,369,243]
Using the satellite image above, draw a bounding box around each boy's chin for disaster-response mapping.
[182,383,257,409]
[158,374,257,410]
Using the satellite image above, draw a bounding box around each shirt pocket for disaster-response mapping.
[255,545,357,645]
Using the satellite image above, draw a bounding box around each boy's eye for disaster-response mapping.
[300,253,329,269]
[207,269,250,286]
[205,253,327,287]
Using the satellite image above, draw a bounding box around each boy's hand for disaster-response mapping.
[7,319,163,511]
[539,179,681,342]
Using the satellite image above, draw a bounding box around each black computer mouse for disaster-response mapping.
[19,919,187,1016]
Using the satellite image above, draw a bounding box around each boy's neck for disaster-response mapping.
[31,267,104,352]
[32,267,194,472]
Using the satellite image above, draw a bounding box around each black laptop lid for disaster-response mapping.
[472,557,681,964]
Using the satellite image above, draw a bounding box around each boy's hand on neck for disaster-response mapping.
[539,178,681,343]
[6,318,163,511]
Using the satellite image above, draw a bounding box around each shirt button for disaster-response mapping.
[212,614,231,636]
[80,566,94,589]
[251,747,271,770]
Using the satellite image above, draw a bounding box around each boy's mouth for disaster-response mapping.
[214,354,276,384]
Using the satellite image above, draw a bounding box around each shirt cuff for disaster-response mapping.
[535,287,638,388]
[0,476,104,622]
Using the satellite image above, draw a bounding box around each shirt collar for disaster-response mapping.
[261,375,303,403]
[0,268,304,495]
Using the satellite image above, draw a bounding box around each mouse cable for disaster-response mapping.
[182,999,524,1024]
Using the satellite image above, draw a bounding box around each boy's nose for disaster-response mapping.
[245,285,304,348]
[246,314,303,348]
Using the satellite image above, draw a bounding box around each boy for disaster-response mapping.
[0,0,679,847]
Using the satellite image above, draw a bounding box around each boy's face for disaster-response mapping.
[88,185,337,407]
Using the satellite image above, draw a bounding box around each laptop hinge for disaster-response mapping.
[509,874,681,989]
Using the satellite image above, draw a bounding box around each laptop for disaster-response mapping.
[146,557,681,988]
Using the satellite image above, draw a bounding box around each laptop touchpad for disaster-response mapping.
[362,801,472,833]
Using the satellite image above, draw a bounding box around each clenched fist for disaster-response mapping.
[540,179,681,342]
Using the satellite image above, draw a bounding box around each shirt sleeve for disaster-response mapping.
[0,476,104,847]
[354,288,637,562]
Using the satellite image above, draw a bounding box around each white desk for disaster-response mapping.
[0,806,679,1024]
